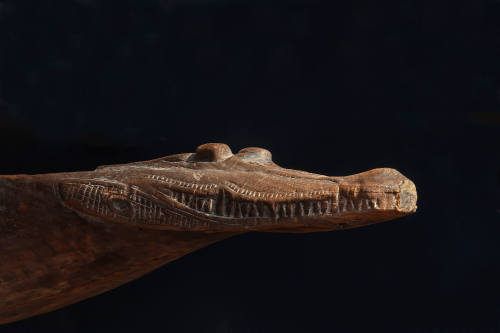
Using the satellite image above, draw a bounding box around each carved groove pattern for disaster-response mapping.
[59,178,396,228]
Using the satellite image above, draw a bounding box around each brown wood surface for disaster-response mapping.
[0,143,417,324]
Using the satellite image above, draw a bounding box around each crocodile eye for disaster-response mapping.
[108,195,133,216]
[236,147,273,165]
[193,143,233,162]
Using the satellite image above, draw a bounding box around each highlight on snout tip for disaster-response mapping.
[397,179,418,214]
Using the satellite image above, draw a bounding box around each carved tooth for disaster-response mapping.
[272,203,280,219]
[185,194,193,207]
[189,194,195,207]
[197,198,203,211]
[171,190,178,201]
[229,199,236,217]
[207,199,214,213]
[250,203,259,217]
[246,203,253,217]
[259,202,271,218]
[256,202,263,216]
[288,203,295,217]
[365,199,371,210]
[322,199,331,215]
[239,203,247,217]
[315,201,322,215]
[281,203,287,218]
[306,201,314,216]
[216,190,226,216]
[340,197,347,212]
[233,202,240,218]
[298,202,305,216]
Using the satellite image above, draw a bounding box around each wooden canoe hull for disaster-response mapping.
[0,175,240,324]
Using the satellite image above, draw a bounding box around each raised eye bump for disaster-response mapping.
[194,143,233,162]
[236,147,273,164]
[108,195,133,217]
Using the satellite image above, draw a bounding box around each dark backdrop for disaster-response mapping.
[1,1,500,332]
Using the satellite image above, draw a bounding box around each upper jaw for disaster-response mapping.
[133,167,417,232]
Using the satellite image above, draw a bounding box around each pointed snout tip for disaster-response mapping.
[397,178,418,214]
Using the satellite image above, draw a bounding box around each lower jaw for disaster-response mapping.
[247,209,411,233]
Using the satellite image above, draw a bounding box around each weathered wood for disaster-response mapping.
[0,143,417,324]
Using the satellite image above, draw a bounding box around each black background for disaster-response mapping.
[1,1,500,332]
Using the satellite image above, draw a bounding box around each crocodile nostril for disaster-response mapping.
[236,147,273,165]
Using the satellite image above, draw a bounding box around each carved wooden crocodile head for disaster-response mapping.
[57,143,417,233]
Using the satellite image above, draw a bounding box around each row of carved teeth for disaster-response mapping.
[161,188,216,214]
[161,187,389,219]
[62,182,395,223]
[145,175,216,191]
[162,188,271,218]
[224,181,335,199]
[338,196,395,212]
